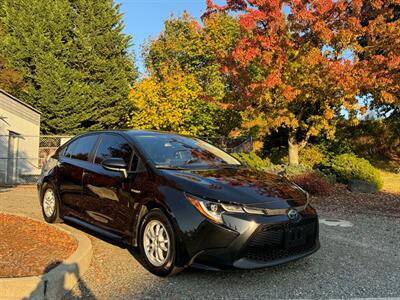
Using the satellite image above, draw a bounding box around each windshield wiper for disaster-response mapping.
[155,165,188,170]
[218,163,243,168]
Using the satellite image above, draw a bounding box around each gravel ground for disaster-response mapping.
[1,186,400,299]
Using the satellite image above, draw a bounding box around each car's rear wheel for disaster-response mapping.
[41,184,62,223]
[139,208,182,277]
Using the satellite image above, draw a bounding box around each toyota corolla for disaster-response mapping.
[38,130,319,276]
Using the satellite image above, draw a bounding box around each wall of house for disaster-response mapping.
[0,92,41,184]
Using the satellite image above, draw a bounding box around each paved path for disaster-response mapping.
[1,186,400,299]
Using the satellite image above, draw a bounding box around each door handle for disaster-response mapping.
[82,171,92,179]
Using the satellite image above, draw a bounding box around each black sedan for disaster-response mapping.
[38,130,319,276]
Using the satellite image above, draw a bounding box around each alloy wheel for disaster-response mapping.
[143,220,170,267]
[43,188,56,218]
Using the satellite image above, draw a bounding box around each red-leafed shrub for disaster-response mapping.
[292,172,332,196]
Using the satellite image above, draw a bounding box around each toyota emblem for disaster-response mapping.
[287,209,299,220]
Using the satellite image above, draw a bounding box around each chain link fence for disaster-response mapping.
[0,134,252,186]
[0,135,72,185]
[199,136,253,153]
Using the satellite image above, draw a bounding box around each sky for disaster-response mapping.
[117,0,225,72]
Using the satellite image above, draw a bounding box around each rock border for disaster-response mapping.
[0,216,93,300]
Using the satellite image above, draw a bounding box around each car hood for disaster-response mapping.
[160,167,307,209]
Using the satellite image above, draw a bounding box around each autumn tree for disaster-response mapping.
[352,1,400,163]
[353,1,400,113]
[129,13,242,136]
[128,65,221,135]
[206,0,373,165]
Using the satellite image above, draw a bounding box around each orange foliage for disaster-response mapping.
[205,0,399,144]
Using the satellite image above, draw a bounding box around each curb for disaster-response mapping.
[0,221,93,300]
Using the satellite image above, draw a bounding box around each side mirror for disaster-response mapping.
[102,158,128,178]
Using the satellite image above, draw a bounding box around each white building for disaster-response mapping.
[0,89,41,184]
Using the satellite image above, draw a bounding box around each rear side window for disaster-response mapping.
[54,145,66,157]
[94,134,133,167]
[65,135,98,161]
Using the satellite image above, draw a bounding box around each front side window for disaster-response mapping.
[134,134,241,169]
[95,134,133,167]
[65,134,98,161]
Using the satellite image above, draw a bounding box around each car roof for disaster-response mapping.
[126,130,179,136]
[75,129,184,137]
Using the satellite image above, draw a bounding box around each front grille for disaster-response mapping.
[243,217,318,262]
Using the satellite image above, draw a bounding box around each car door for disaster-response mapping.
[58,134,99,217]
[81,133,142,235]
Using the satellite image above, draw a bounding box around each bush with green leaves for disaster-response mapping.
[316,136,355,157]
[266,147,287,165]
[232,152,314,177]
[267,145,325,168]
[323,154,383,190]
[282,164,312,176]
[298,145,326,168]
[232,152,272,170]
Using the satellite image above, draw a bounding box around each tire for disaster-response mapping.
[40,183,62,223]
[139,208,182,277]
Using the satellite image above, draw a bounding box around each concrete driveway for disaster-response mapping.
[1,186,399,299]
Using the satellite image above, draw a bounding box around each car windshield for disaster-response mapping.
[134,134,241,169]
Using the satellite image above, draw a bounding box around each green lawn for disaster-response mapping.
[381,170,400,194]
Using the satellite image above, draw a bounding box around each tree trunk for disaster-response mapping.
[288,130,299,166]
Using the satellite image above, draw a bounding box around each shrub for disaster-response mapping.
[292,172,332,195]
[299,145,326,168]
[232,152,315,178]
[324,153,383,190]
[267,147,288,164]
[281,164,312,176]
[314,169,337,185]
[267,145,325,168]
[316,117,400,161]
[316,136,355,156]
[232,152,272,170]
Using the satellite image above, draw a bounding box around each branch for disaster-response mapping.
[299,131,311,149]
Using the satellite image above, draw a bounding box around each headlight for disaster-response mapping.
[185,193,303,224]
[185,194,244,224]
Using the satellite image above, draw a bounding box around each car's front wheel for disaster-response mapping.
[41,184,62,223]
[139,208,182,277]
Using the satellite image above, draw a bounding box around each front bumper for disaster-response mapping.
[189,206,319,270]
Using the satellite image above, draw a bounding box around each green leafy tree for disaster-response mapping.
[0,0,136,134]
[0,56,22,92]
[0,21,24,92]
[1,0,76,134]
[144,12,227,103]
[68,0,136,131]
